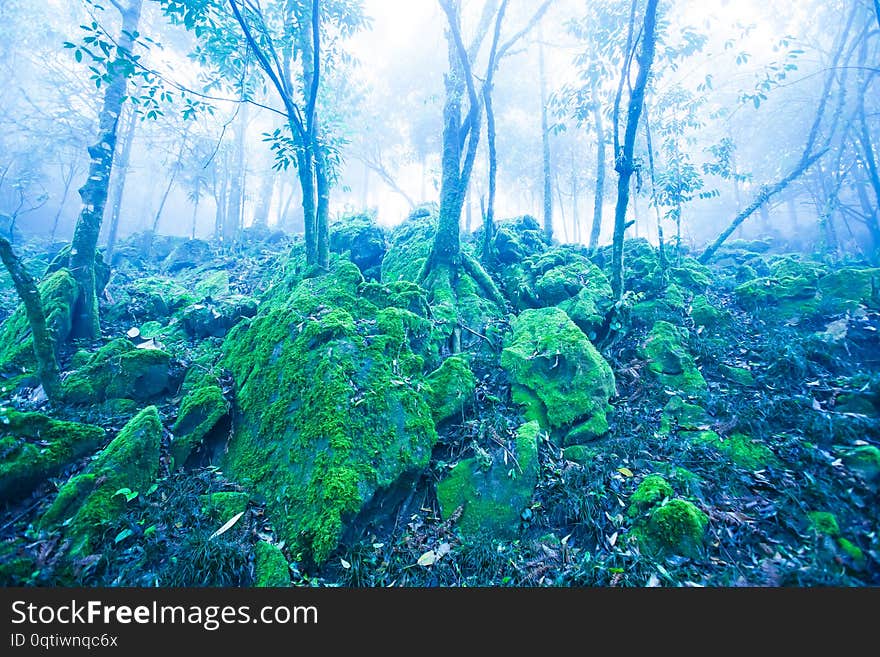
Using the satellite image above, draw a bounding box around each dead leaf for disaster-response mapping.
[126,327,140,339]
[209,511,244,539]
[340,558,351,569]
[617,467,634,478]
[607,532,618,547]
[417,550,437,567]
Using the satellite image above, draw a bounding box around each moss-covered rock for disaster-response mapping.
[103,275,196,326]
[40,406,162,556]
[0,410,105,502]
[659,395,712,435]
[718,364,756,387]
[0,269,77,374]
[253,541,290,587]
[221,259,438,564]
[425,356,475,424]
[670,257,713,291]
[641,498,708,558]
[381,209,436,283]
[807,511,840,537]
[163,238,212,272]
[734,257,826,316]
[690,431,775,469]
[437,420,541,538]
[330,213,387,280]
[641,320,707,396]
[690,295,724,328]
[181,296,258,339]
[628,474,674,517]
[501,307,615,444]
[171,384,229,469]
[817,267,880,312]
[62,339,171,404]
[839,445,880,484]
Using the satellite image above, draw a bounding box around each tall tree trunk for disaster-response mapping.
[50,164,76,243]
[539,30,553,244]
[252,170,275,227]
[191,188,200,240]
[315,144,330,270]
[483,84,498,265]
[644,105,667,278]
[68,0,143,340]
[610,0,659,301]
[0,237,62,402]
[103,101,137,263]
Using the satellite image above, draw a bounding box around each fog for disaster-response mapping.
[1,0,877,257]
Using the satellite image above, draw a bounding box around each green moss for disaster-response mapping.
[669,257,713,291]
[690,431,775,470]
[62,339,171,404]
[194,270,231,298]
[501,307,615,439]
[381,211,435,283]
[641,320,707,397]
[641,498,708,558]
[734,257,826,316]
[562,444,598,465]
[628,474,674,516]
[718,364,756,387]
[660,396,711,435]
[171,384,229,469]
[104,275,196,325]
[425,356,476,424]
[836,537,865,564]
[839,445,880,483]
[807,511,840,537]
[221,259,438,564]
[0,410,105,501]
[0,269,77,374]
[40,406,162,556]
[201,491,249,522]
[818,267,880,312]
[437,421,541,538]
[690,295,724,327]
[564,414,609,445]
[253,541,291,587]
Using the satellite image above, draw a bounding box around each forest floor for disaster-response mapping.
[1,216,878,587]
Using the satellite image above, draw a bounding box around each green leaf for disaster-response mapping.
[114,528,134,544]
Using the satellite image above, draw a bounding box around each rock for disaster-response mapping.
[194,271,231,298]
[0,410,105,502]
[627,474,674,517]
[817,267,880,312]
[181,296,258,339]
[62,338,171,404]
[734,256,826,315]
[669,257,713,291]
[171,384,229,469]
[103,275,195,325]
[40,406,162,556]
[690,295,724,328]
[660,395,712,435]
[253,541,290,587]
[330,214,387,280]
[501,307,615,444]
[425,356,475,425]
[163,239,212,273]
[690,431,775,469]
[221,259,438,563]
[642,499,708,558]
[641,320,707,396]
[437,420,541,538]
[839,445,880,485]
[718,364,756,386]
[491,215,545,264]
[381,209,436,283]
[0,269,77,374]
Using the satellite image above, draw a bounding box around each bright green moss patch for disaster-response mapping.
[628,474,674,517]
[839,445,880,484]
[807,511,840,537]
[718,364,756,386]
[0,269,77,374]
[221,259,438,564]
[690,295,723,328]
[253,541,290,587]
[837,537,865,565]
[0,410,105,501]
[641,498,708,558]
[40,406,162,556]
[171,384,229,468]
[425,356,476,424]
[690,431,774,470]
[194,270,230,298]
[437,421,541,539]
[501,307,615,442]
[660,395,711,435]
[641,320,707,397]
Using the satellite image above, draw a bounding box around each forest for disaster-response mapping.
[0,0,878,588]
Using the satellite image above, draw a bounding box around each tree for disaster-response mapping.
[610,0,659,301]
[67,0,144,339]
[0,237,62,402]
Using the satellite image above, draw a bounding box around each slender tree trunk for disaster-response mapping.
[610,0,659,301]
[644,104,667,276]
[252,170,275,227]
[315,144,330,270]
[225,103,248,244]
[483,85,498,265]
[0,237,62,402]
[539,30,553,244]
[103,101,137,262]
[589,98,605,250]
[191,189,200,240]
[68,0,143,340]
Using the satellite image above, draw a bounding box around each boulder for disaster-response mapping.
[330,214,387,280]
[641,321,707,396]
[40,406,162,556]
[221,259,438,563]
[437,420,541,538]
[181,296,258,339]
[171,383,229,468]
[425,356,476,425]
[253,541,290,587]
[163,239,212,273]
[501,307,615,444]
[0,410,105,502]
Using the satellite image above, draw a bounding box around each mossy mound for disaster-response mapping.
[253,541,290,587]
[40,406,162,556]
[641,320,707,397]
[690,431,775,470]
[690,295,725,328]
[659,395,712,435]
[425,356,476,424]
[103,275,196,326]
[0,410,105,502]
[221,259,438,564]
[381,209,436,283]
[0,269,77,374]
[817,267,880,313]
[437,420,541,538]
[62,338,172,404]
[733,256,827,316]
[839,445,880,485]
[642,499,708,558]
[807,511,840,537]
[180,296,258,339]
[201,491,249,522]
[628,474,674,517]
[669,257,713,291]
[501,307,615,445]
[489,215,546,265]
[171,383,229,469]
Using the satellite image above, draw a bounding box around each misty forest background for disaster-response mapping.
[0,0,878,587]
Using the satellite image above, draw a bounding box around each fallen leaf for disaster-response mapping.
[210,511,244,540]
[417,550,437,567]
[126,327,140,339]
[617,467,634,478]
[607,532,618,547]
[340,558,351,569]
